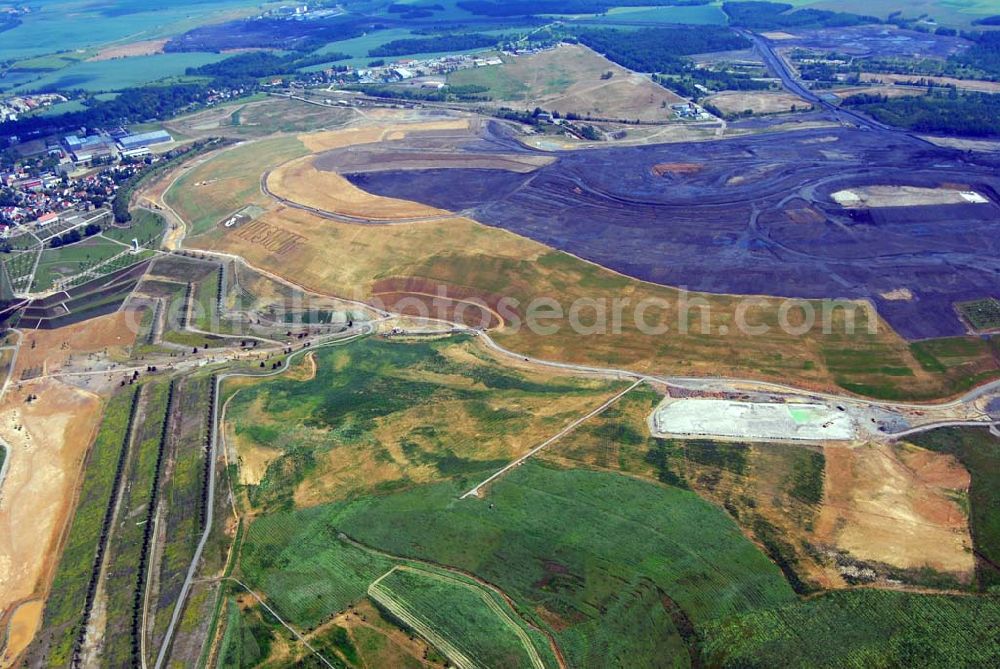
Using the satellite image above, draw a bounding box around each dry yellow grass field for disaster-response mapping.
[449,44,685,121]
[88,39,167,61]
[705,90,813,116]
[267,158,450,220]
[860,72,1000,94]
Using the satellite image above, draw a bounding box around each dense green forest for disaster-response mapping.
[2,84,207,141]
[956,32,1000,77]
[0,15,21,33]
[187,51,349,81]
[722,1,880,29]
[368,33,499,57]
[843,90,1000,137]
[165,15,383,53]
[575,26,750,72]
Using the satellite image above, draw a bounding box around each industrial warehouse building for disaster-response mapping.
[117,130,173,151]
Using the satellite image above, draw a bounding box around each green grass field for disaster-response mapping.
[11,52,226,94]
[31,236,127,291]
[226,336,621,510]
[0,0,264,61]
[555,2,728,25]
[99,381,171,666]
[320,462,796,667]
[165,136,307,236]
[30,388,137,668]
[103,209,166,248]
[369,566,557,669]
[150,375,210,645]
[702,589,1000,667]
[240,514,397,629]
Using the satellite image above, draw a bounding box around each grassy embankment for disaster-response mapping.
[26,388,138,667]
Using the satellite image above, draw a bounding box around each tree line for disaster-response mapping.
[721,1,880,30]
[574,26,750,73]
[843,89,1000,137]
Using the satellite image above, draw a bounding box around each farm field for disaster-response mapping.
[8,52,224,94]
[790,0,1000,27]
[859,72,1000,94]
[447,44,686,121]
[576,3,729,25]
[0,0,265,61]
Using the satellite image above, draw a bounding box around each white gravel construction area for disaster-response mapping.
[831,186,989,208]
[651,398,855,441]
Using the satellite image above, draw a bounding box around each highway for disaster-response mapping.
[741,30,911,136]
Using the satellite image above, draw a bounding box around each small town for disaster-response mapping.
[0,127,172,229]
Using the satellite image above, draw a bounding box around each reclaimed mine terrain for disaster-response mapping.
[341,121,1000,340]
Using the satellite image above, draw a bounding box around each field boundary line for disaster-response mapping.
[368,573,476,669]
[224,577,338,669]
[338,533,567,668]
[395,565,546,669]
[461,378,644,498]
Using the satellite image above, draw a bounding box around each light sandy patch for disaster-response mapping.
[832,85,926,101]
[16,309,140,378]
[2,599,43,667]
[761,31,798,40]
[236,442,281,487]
[705,90,812,116]
[88,38,168,61]
[0,379,103,656]
[816,443,973,575]
[268,158,450,219]
[832,185,988,208]
[921,136,1000,152]
[299,119,469,153]
[861,72,1000,94]
[880,288,913,301]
